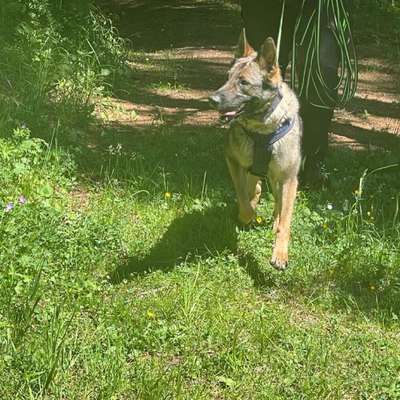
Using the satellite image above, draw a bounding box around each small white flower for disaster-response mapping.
[327,203,333,210]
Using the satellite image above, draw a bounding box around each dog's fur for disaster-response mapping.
[210,31,302,270]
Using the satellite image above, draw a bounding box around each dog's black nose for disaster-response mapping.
[208,94,220,109]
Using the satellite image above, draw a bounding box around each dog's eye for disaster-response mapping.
[240,79,250,86]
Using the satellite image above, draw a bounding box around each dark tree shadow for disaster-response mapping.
[344,96,400,120]
[100,0,241,51]
[331,121,400,149]
[120,57,233,104]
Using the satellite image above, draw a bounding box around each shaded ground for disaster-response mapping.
[95,0,400,155]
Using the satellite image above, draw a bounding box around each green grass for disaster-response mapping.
[1,123,399,399]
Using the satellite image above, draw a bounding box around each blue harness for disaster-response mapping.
[250,116,296,177]
[237,89,297,177]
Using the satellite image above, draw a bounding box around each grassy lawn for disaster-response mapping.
[1,122,399,399]
[1,0,400,398]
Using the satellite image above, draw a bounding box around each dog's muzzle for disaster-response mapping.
[209,93,238,124]
[208,94,221,109]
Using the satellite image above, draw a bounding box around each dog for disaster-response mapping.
[209,31,302,270]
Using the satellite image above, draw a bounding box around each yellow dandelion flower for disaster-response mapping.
[147,310,155,319]
[256,216,263,224]
[164,192,172,199]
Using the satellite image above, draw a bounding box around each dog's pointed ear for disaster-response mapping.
[235,28,255,58]
[258,37,278,73]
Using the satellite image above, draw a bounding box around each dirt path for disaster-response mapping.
[98,0,400,152]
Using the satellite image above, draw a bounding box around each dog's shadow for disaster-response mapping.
[110,205,244,283]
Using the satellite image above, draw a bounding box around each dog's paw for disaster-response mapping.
[270,249,288,271]
[270,257,288,270]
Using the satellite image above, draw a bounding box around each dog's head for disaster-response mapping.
[209,30,282,117]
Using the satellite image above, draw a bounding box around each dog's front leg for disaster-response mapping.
[270,179,281,233]
[247,174,262,210]
[226,156,255,225]
[270,176,298,270]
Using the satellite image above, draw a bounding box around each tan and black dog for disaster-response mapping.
[209,31,302,270]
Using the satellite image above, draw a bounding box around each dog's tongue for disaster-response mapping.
[224,111,236,117]
[218,110,239,125]
[219,110,237,124]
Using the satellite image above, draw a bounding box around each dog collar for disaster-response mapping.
[246,115,296,144]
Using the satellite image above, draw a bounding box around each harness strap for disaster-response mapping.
[249,115,297,177]
[266,116,295,147]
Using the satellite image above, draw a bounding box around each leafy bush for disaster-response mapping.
[0,126,75,204]
[353,0,400,48]
[0,0,126,135]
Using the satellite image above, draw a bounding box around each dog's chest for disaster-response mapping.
[224,121,300,178]
[224,125,255,169]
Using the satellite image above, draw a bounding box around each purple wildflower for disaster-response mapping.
[5,203,14,212]
[18,195,27,205]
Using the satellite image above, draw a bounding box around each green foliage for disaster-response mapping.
[0,126,74,202]
[0,125,123,397]
[0,0,126,134]
[353,0,400,49]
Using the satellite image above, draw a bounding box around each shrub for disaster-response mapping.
[0,0,127,135]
